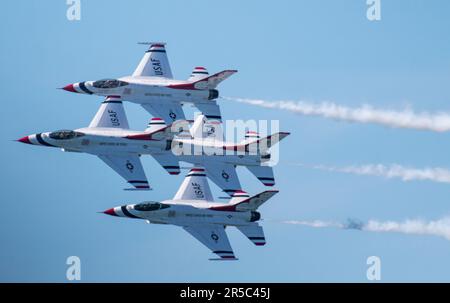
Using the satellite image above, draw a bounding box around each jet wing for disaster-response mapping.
[141,102,185,123]
[132,43,173,78]
[203,161,242,196]
[97,154,150,190]
[246,165,275,186]
[183,225,237,260]
[152,153,180,175]
[89,96,129,129]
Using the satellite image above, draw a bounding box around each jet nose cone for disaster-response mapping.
[17,136,32,145]
[103,208,118,217]
[61,84,78,93]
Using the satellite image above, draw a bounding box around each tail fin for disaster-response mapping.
[145,117,167,133]
[89,96,129,129]
[188,66,209,82]
[173,167,213,201]
[230,190,278,211]
[190,114,224,143]
[133,42,173,78]
[246,165,275,186]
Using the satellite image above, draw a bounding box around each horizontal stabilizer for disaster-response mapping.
[168,70,237,90]
[196,70,237,89]
[152,153,180,175]
[245,132,290,154]
[232,190,279,211]
[236,224,266,246]
[246,165,275,186]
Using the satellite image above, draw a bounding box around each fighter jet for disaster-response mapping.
[174,114,290,195]
[17,96,176,190]
[102,166,278,260]
[61,42,236,123]
[18,98,290,193]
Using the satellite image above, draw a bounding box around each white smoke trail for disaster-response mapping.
[223,97,450,132]
[282,217,450,241]
[282,220,344,228]
[308,164,450,184]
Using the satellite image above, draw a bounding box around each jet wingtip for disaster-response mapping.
[124,187,153,191]
[209,258,239,261]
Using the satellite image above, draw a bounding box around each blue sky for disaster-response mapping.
[2,0,450,282]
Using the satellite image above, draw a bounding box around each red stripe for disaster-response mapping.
[190,168,205,172]
[125,134,155,140]
[234,190,247,194]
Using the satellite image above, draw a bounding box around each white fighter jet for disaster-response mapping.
[18,99,289,193]
[61,42,236,123]
[102,166,278,260]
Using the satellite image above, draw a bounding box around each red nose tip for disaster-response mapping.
[62,84,77,93]
[17,136,32,144]
[103,208,118,216]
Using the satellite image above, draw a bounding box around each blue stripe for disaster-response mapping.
[36,133,55,147]
[79,82,93,94]
[121,206,140,219]
[205,115,222,119]
[102,100,122,104]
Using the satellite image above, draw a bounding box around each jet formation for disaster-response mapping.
[19,43,290,259]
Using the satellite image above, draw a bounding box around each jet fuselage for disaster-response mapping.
[64,77,218,106]
[20,129,265,166]
[106,200,261,227]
